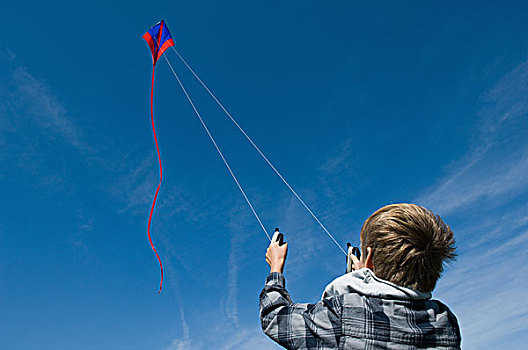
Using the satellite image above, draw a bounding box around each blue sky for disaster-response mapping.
[1,1,527,349]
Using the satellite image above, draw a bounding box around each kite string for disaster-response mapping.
[148,64,164,293]
[170,48,346,256]
[162,55,271,241]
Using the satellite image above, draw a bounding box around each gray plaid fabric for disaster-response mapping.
[260,272,461,349]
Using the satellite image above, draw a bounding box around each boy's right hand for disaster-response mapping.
[350,251,362,271]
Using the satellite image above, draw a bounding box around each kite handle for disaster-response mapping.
[271,227,285,246]
[346,243,361,273]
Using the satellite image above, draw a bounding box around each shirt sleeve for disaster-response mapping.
[259,272,342,349]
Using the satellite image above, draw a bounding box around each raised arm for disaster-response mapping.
[260,236,342,349]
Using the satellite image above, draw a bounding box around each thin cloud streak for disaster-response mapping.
[416,58,528,349]
[182,324,276,350]
[5,62,91,154]
[417,58,528,215]
[223,197,268,328]
[109,153,157,215]
[418,146,528,214]
[165,197,277,350]
[225,231,241,326]
[0,49,99,198]
[436,220,528,349]
[163,258,192,350]
[276,196,336,281]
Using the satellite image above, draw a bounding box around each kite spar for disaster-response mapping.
[143,20,174,293]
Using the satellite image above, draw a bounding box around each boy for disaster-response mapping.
[260,203,461,349]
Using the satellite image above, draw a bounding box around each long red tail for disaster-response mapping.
[148,64,164,293]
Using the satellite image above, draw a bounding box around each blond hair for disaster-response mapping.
[360,203,456,292]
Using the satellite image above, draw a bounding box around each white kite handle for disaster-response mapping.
[272,228,284,245]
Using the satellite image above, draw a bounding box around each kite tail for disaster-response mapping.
[148,64,164,293]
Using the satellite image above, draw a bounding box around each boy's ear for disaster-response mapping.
[364,247,374,270]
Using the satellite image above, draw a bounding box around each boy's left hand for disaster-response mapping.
[266,239,288,274]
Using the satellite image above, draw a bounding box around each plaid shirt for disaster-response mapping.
[260,272,461,349]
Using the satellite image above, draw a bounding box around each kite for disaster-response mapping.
[143,20,175,66]
[143,20,175,293]
[142,19,350,293]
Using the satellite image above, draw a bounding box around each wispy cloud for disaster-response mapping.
[417,146,528,214]
[164,312,191,350]
[109,152,157,215]
[416,58,528,215]
[184,325,277,350]
[161,197,278,350]
[12,67,83,146]
[1,51,90,154]
[435,206,528,349]
[316,137,363,217]
[318,138,358,176]
[215,327,277,350]
[225,231,242,326]
[181,314,276,350]
[416,58,528,349]
[223,197,270,327]
[0,49,92,193]
[274,195,340,281]
[107,146,212,224]
[163,259,192,350]
[68,211,98,269]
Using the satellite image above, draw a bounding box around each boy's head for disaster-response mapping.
[359,203,456,292]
